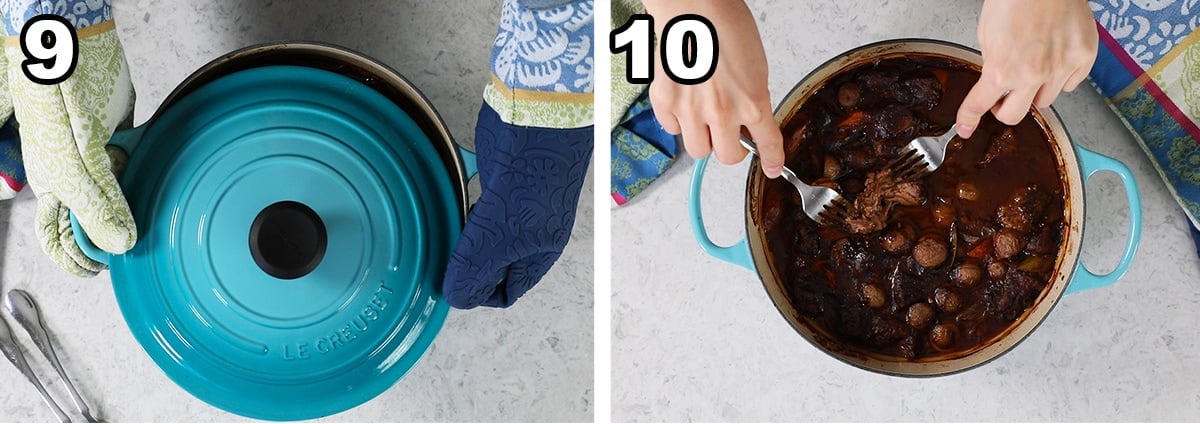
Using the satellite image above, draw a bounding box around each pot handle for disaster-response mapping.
[458,144,478,180]
[108,126,147,156]
[1066,145,1142,295]
[64,127,148,265]
[68,213,111,266]
[689,155,755,271]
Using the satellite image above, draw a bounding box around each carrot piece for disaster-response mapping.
[837,110,869,129]
[967,237,993,258]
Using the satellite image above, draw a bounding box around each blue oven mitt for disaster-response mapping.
[444,104,591,308]
[442,0,594,309]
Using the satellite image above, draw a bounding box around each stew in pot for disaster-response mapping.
[761,56,1067,360]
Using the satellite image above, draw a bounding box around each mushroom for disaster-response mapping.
[952,260,983,288]
[913,235,949,269]
[994,229,1025,259]
[906,303,935,329]
[934,287,962,313]
[957,182,980,202]
[862,284,886,309]
[930,323,958,349]
[988,260,1007,279]
[932,201,955,227]
[823,155,842,180]
[838,82,862,108]
[881,226,914,253]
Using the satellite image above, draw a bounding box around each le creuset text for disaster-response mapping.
[282,280,394,361]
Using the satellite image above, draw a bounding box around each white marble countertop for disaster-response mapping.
[0,1,593,422]
[613,0,1200,421]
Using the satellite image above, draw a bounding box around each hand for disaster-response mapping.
[957,0,1098,138]
[642,0,784,178]
[3,1,137,276]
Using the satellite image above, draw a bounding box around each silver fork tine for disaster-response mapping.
[893,151,932,181]
[823,196,851,217]
[739,135,846,225]
[909,137,941,171]
[890,124,958,181]
[817,198,850,225]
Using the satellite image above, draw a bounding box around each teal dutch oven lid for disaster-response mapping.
[76,65,458,420]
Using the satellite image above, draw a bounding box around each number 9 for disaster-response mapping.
[20,15,78,85]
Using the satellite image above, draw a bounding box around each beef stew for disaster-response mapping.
[761,56,1067,360]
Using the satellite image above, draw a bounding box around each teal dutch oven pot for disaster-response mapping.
[689,39,1142,376]
[70,43,476,420]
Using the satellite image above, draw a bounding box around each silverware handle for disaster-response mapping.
[7,290,92,418]
[0,319,71,422]
[29,366,72,423]
[739,135,802,182]
[738,135,759,157]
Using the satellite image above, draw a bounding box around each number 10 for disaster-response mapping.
[610,14,719,85]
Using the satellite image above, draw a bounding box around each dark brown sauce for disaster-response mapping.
[761,56,1067,359]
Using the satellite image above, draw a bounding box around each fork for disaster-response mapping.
[739,135,847,225]
[890,124,959,180]
[6,290,101,423]
[0,315,71,422]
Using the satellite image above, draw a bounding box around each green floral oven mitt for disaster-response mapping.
[2,0,136,276]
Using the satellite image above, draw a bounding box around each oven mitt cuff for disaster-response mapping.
[442,102,592,309]
[482,0,593,129]
[3,0,135,276]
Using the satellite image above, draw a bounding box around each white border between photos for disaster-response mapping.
[593,0,613,422]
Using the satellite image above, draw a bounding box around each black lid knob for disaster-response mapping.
[249,201,327,280]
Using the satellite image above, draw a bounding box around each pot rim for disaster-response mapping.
[747,38,1083,377]
[151,41,471,221]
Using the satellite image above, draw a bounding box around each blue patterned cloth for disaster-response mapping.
[1,0,113,34]
[611,93,677,205]
[484,0,593,129]
[492,0,593,94]
[1091,0,1200,68]
[0,120,23,199]
[521,0,577,9]
[1088,0,1200,256]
